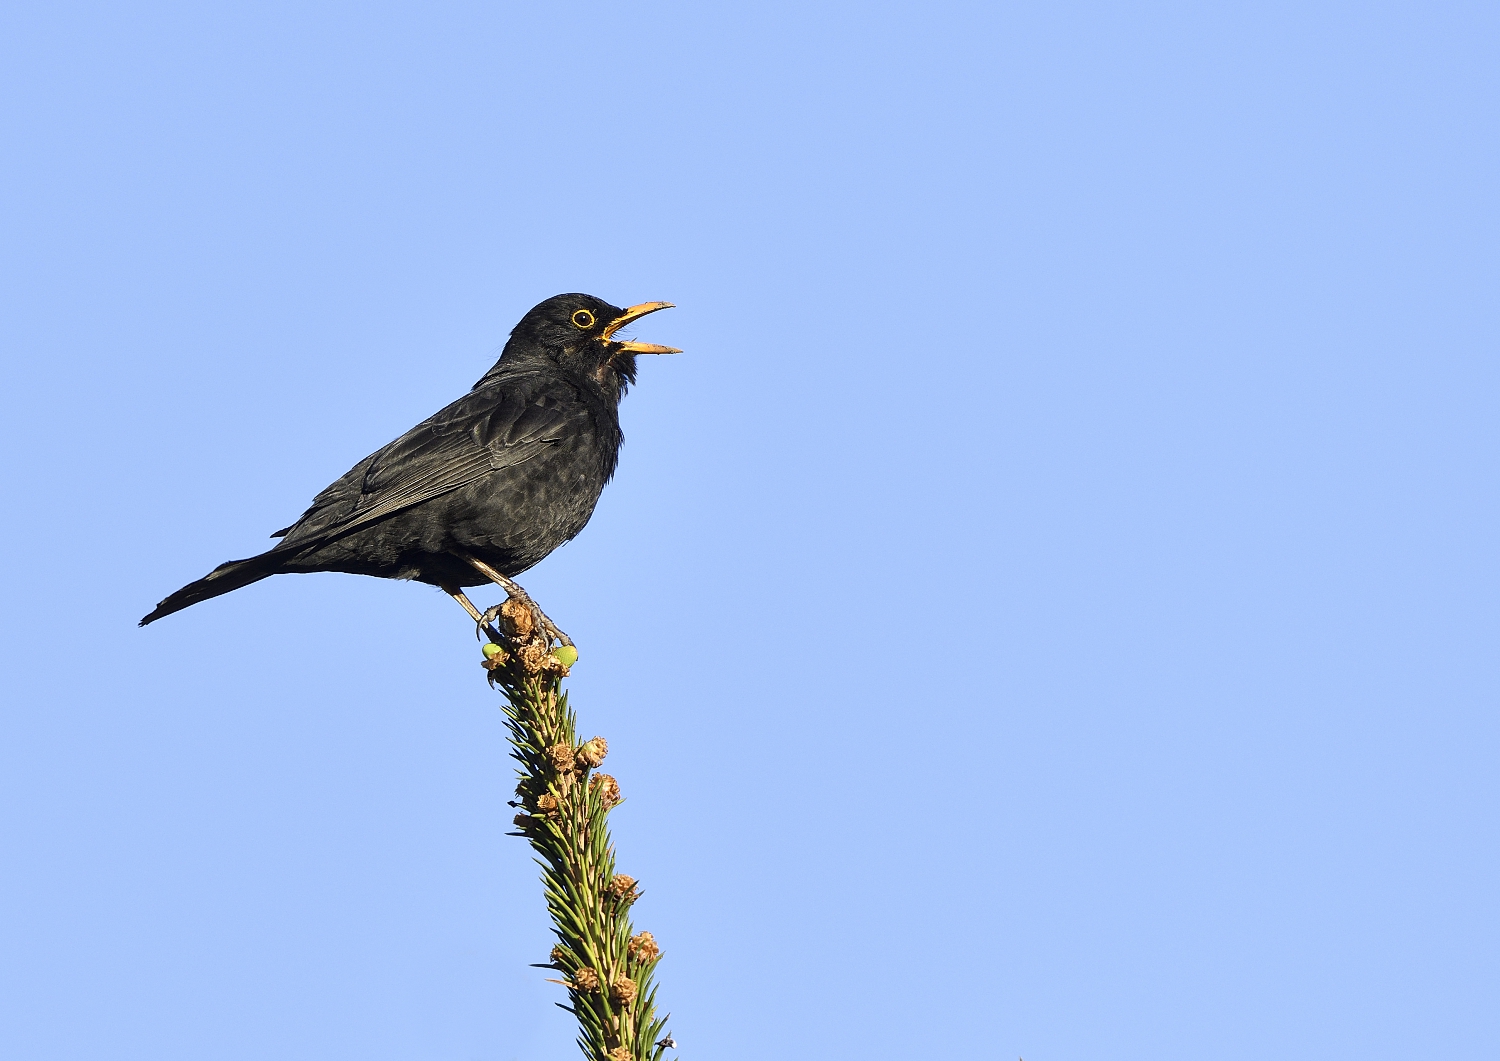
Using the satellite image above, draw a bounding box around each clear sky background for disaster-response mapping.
[1,2,1496,1059]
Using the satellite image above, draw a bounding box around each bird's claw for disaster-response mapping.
[536,610,574,649]
[461,557,574,651]
[528,605,573,649]
[477,604,505,643]
[478,598,572,650]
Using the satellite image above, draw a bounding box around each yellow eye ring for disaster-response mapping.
[571,309,596,329]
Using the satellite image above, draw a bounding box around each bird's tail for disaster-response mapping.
[139,550,288,626]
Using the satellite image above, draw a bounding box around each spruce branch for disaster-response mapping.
[480,599,675,1061]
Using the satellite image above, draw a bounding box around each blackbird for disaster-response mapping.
[140,294,679,644]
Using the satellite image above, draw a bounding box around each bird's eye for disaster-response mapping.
[571,309,596,329]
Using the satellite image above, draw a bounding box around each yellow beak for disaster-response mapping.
[601,302,681,354]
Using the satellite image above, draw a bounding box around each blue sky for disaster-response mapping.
[1,2,1497,1058]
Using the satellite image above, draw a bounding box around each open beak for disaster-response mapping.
[601,301,681,354]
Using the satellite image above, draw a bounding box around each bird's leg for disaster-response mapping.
[463,557,575,648]
[441,584,503,643]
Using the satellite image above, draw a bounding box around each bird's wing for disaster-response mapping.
[276,376,586,547]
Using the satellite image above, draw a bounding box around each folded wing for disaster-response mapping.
[275,373,587,550]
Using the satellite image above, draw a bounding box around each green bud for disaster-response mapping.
[481,643,504,660]
[552,645,579,667]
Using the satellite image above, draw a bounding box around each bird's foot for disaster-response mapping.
[462,558,575,680]
[476,592,576,679]
[479,591,573,651]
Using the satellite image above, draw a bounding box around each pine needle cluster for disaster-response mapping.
[480,599,674,1061]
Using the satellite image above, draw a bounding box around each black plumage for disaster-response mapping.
[140,294,678,638]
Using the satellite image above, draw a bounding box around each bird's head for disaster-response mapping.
[505,293,679,399]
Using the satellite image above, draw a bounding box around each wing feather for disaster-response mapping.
[275,373,585,549]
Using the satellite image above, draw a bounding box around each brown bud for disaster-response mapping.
[548,743,575,774]
[610,976,638,1005]
[516,639,556,676]
[571,966,600,991]
[606,1048,630,1061]
[536,793,559,812]
[499,597,534,638]
[590,773,621,807]
[549,945,568,966]
[628,931,661,963]
[606,874,638,902]
[576,736,608,769]
[512,813,531,829]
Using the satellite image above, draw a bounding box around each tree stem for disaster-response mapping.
[482,599,673,1061]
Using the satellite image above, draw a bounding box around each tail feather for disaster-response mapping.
[139,551,286,626]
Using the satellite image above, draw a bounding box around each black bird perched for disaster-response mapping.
[140,294,679,644]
